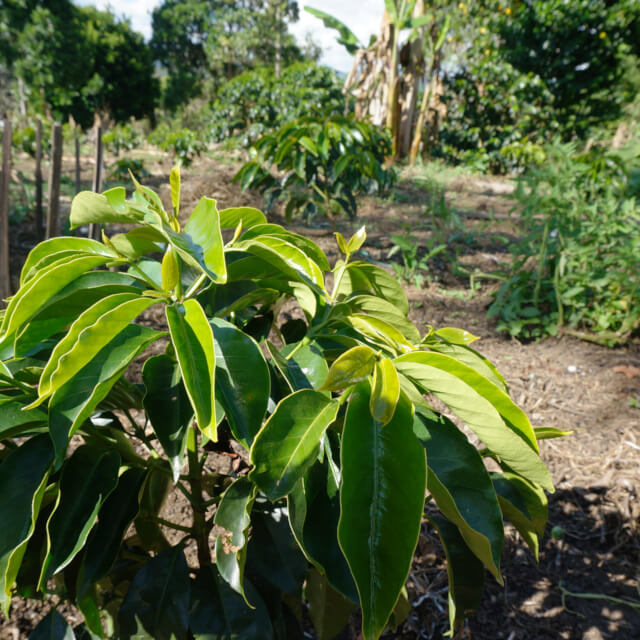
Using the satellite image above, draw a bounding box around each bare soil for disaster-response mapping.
[2,152,639,640]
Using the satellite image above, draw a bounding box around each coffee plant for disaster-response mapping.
[0,169,555,639]
[235,115,395,220]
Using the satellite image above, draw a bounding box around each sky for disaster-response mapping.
[75,1,382,74]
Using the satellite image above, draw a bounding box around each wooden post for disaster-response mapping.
[88,125,103,240]
[45,122,63,240]
[75,130,81,194]
[1,119,11,303]
[35,119,43,240]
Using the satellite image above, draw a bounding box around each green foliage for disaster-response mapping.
[102,123,143,156]
[208,62,344,147]
[235,116,395,220]
[387,234,446,288]
[107,158,148,184]
[148,124,206,167]
[488,142,640,343]
[0,171,553,639]
[11,123,49,158]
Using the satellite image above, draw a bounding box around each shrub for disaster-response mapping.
[102,122,143,156]
[0,170,554,639]
[234,115,395,220]
[107,157,148,183]
[148,124,206,167]
[488,142,640,343]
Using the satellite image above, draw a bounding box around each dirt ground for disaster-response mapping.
[2,151,639,639]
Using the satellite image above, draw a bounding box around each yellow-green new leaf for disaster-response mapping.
[166,300,217,440]
[370,357,400,425]
[170,165,181,216]
[219,206,267,229]
[161,247,180,293]
[69,189,145,229]
[320,345,376,391]
[346,226,366,254]
[250,390,339,501]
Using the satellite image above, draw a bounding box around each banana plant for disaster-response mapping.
[0,168,557,639]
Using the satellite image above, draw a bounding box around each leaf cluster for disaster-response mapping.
[1,171,555,639]
[235,115,395,220]
[148,124,207,167]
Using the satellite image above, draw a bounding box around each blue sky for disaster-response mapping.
[75,1,382,73]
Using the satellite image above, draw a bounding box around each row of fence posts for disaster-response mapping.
[0,119,104,303]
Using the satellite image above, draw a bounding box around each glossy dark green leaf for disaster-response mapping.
[143,355,192,481]
[190,566,273,640]
[38,446,120,589]
[166,300,217,440]
[214,477,257,602]
[250,389,339,501]
[119,547,190,640]
[0,435,53,615]
[338,385,426,640]
[76,468,146,634]
[413,412,504,582]
[306,567,355,640]
[268,341,329,392]
[48,325,161,467]
[347,295,420,343]
[491,472,548,561]
[211,318,269,448]
[135,467,172,553]
[429,515,485,632]
[219,206,267,229]
[245,507,307,596]
[320,345,376,391]
[395,352,553,491]
[288,461,357,602]
[109,228,164,261]
[0,398,47,439]
[29,609,76,640]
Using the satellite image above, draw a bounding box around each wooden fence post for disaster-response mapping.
[35,119,43,240]
[75,130,81,194]
[45,122,63,240]
[0,119,11,303]
[88,125,103,240]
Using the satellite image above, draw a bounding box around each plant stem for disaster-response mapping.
[187,426,212,567]
[145,515,193,535]
[185,272,208,299]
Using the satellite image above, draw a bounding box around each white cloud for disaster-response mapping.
[74,0,383,72]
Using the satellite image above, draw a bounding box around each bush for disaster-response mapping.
[148,123,206,167]
[102,122,143,156]
[209,62,344,147]
[11,123,51,158]
[488,142,640,343]
[0,170,555,639]
[107,157,148,183]
[235,115,395,220]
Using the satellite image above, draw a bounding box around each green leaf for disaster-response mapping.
[250,389,339,501]
[29,610,76,640]
[346,314,412,354]
[299,136,318,156]
[20,237,115,286]
[161,247,180,293]
[34,294,157,407]
[338,385,426,640]
[428,515,485,632]
[190,566,273,640]
[166,300,217,440]
[491,472,548,561]
[347,295,420,343]
[334,232,348,255]
[0,398,47,439]
[346,226,366,254]
[395,352,553,491]
[0,435,53,615]
[48,324,161,467]
[39,446,120,589]
[304,7,362,54]
[182,197,227,283]
[0,255,114,352]
[76,467,146,633]
[119,547,190,640]
[210,318,269,448]
[268,341,329,392]
[219,206,267,229]
[69,189,145,229]
[320,345,376,391]
[109,228,164,261]
[534,426,573,440]
[342,262,409,315]
[170,165,181,216]
[434,327,479,345]
[413,412,504,582]
[135,468,172,553]
[306,567,355,640]
[214,477,257,603]
[288,459,358,602]
[143,355,193,482]
[370,356,400,425]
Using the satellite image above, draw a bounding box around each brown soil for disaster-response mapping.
[2,153,639,640]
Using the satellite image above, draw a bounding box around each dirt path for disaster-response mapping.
[3,153,639,639]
